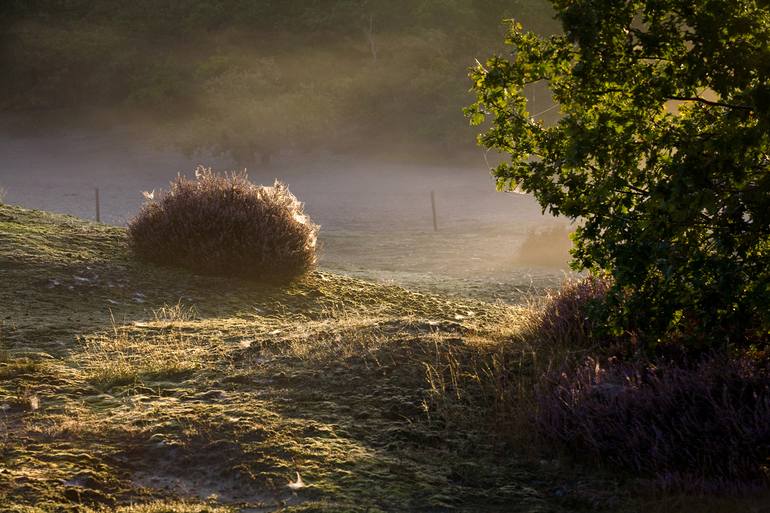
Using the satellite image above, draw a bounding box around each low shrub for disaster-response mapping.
[534,275,611,352]
[128,166,318,282]
[535,354,770,490]
[417,276,769,491]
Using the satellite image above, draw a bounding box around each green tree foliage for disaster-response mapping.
[467,0,770,349]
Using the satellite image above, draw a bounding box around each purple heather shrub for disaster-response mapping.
[535,354,770,490]
[535,275,611,350]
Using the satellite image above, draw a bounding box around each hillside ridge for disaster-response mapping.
[1,204,600,512]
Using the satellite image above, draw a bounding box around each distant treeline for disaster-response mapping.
[0,0,557,164]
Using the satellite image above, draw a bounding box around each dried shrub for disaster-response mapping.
[128,166,318,282]
[535,354,770,491]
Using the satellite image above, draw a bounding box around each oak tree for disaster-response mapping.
[468,0,770,348]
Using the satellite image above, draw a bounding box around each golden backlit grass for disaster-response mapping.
[1,203,767,513]
[78,327,209,389]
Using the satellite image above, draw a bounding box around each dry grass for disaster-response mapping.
[414,279,613,441]
[245,305,547,440]
[152,300,199,324]
[84,500,234,513]
[249,302,550,443]
[257,312,402,364]
[78,326,216,390]
[419,306,546,441]
[4,203,768,512]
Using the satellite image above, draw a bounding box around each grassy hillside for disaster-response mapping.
[0,204,566,512]
[0,204,762,512]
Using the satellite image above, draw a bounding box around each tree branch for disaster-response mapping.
[589,90,753,112]
[666,96,752,111]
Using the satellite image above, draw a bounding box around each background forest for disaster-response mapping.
[0,0,557,165]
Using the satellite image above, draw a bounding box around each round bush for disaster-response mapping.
[128,166,318,282]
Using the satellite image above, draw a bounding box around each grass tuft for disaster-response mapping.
[152,300,199,323]
[78,327,213,390]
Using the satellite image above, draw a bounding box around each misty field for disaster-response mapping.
[0,130,573,303]
[2,0,769,510]
[0,204,581,512]
[2,203,767,513]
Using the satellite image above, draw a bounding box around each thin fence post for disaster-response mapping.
[430,190,438,232]
[95,187,100,223]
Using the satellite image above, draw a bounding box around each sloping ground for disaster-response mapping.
[0,204,754,513]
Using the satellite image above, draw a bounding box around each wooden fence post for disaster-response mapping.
[430,190,438,232]
[95,187,100,223]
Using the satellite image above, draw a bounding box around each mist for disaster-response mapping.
[2,4,766,510]
[0,0,571,303]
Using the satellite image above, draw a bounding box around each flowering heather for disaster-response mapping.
[535,275,611,350]
[128,166,318,282]
[535,354,770,490]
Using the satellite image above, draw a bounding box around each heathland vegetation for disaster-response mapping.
[3,198,767,512]
[1,0,769,511]
[467,0,770,495]
[0,202,623,512]
[128,167,319,282]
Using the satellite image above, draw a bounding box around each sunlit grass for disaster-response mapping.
[77,327,214,390]
[85,501,235,513]
[152,300,199,324]
[2,204,767,513]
